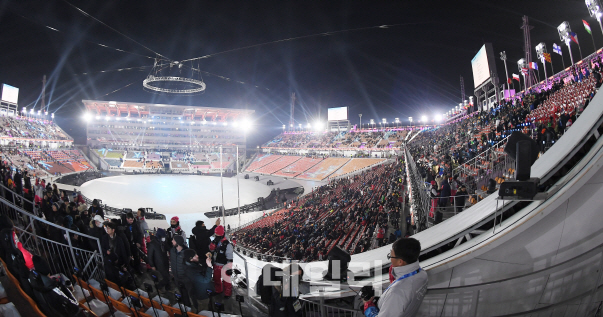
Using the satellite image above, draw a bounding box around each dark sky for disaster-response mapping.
[0,0,596,146]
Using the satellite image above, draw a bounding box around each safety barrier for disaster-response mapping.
[0,184,105,282]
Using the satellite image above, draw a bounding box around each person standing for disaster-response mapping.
[192,218,220,257]
[147,229,170,291]
[136,208,150,254]
[166,216,186,250]
[101,221,129,284]
[182,249,214,311]
[88,199,104,218]
[211,225,233,298]
[170,235,192,307]
[363,238,428,317]
[125,212,143,273]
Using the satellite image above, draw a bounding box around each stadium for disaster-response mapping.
[1,1,603,317]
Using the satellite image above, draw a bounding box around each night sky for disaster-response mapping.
[0,0,596,146]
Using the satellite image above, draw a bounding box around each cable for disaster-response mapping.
[11,11,157,60]
[59,0,172,61]
[93,80,139,99]
[179,22,429,63]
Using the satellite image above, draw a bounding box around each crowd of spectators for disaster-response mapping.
[264,129,408,150]
[233,158,406,261]
[0,116,71,141]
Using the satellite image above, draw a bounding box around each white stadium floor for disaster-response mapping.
[78,174,274,233]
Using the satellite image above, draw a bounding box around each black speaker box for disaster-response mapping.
[504,132,539,181]
[324,246,351,281]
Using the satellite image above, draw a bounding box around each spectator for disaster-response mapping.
[101,221,129,284]
[170,235,192,307]
[211,225,233,298]
[182,249,214,311]
[192,218,220,257]
[124,212,143,274]
[363,238,428,317]
[147,228,171,291]
[88,199,104,218]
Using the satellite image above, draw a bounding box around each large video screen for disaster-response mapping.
[1,84,19,104]
[471,45,491,88]
[328,107,348,121]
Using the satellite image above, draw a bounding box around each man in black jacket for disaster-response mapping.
[191,218,220,257]
[101,221,129,284]
[124,212,143,273]
[147,228,170,290]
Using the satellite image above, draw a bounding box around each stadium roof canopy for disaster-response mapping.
[83,100,254,122]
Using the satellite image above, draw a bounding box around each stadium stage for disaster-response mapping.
[77,173,321,234]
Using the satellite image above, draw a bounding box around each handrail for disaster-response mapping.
[452,135,511,178]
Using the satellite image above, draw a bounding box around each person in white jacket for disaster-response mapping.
[363,238,428,317]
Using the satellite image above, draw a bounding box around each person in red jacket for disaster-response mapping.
[377,226,385,247]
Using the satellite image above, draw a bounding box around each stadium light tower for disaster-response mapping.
[359,113,362,130]
[421,115,427,124]
[408,117,413,128]
[558,21,575,65]
[370,119,375,129]
[499,51,510,99]
[282,124,286,132]
[535,43,549,86]
[395,118,400,127]
[586,0,603,34]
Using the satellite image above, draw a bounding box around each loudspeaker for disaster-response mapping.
[504,132,539,181]
[324,246,351,282]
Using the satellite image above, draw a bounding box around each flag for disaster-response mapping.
[513,73,520,81]
[583,19,592,35]
[570,32,579,45]
[529,62,538,70]
[521,67,528,75]
[543,52,552,63]
[553,43,563,55]
[507,78,512,84]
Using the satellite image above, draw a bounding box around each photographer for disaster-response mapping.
[363,238,427,317]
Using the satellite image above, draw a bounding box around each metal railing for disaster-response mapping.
[404,146,430,231]
[299,298,362,317]
[452,135,510,180]
[0,184,105,282]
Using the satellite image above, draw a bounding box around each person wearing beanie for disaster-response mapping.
[192,218,221,259]
[169,233,192,307]
[88,199,104,218]
[148,228,170,291]
[211,226,233,298]
[165,216,186,251]
[183,248,214,311]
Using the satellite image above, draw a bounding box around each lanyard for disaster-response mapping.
[384,268,421,293]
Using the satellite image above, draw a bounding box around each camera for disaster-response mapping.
[359,285,375,301]
[174,292,183,303]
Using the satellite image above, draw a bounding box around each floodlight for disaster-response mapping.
[313,121,323,131]
[233,121,239,128]
[105,116,110,121]
[45,111,48,116]
[298,123,302,128]
[212,121,217,125]
[558,21,571,43]
[223,122,228,126]
[369,119,375,124]
[30,109,34,114]
[282,125,286,129]
[83,113,92,122]
[517,58,526,72]
[202,120,207,125]
[421,115,427,122]
[382,118,387,123]
[37,110,41,115]
[306,123,312,129]
[435,114,442,122]
[51,113,54,118]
